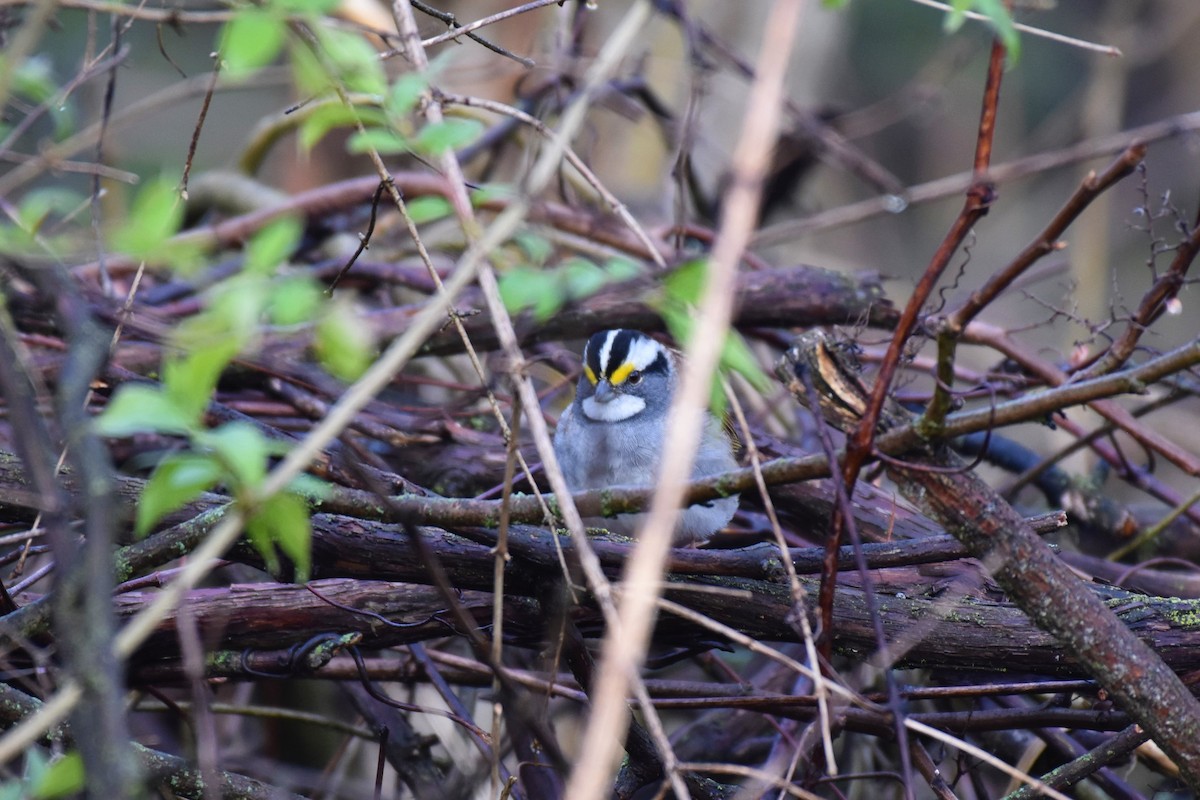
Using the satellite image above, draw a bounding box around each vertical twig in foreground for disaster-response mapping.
[564,1,808,798]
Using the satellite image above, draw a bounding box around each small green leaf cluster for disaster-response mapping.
[0,55,75,143]
[498,234,640,322]
[822,1,1020,63]
[943,0,1021,62]
[94,217,333,580]
[0,750,84,800]
[342,55,485,160]
[108,175,205,271]
[654,259,772,413]
[314,293,376,382]
[0,188,88,261]
[219,0,375,91]
[220,0,411,161]
[267,27,487,160]
[2,174,197,270]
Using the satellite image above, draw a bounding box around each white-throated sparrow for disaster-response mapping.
[553,329,739,544]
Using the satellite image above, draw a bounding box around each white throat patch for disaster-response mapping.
[582,394,646,422]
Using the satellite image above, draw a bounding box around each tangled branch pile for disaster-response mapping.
[2,1,1200,798]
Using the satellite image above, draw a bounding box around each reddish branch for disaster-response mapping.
[946,144,1147,331]
[815,39,1007,657]
[844,39,1005,480]
[925,144,1147,428]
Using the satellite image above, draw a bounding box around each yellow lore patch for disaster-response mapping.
[609,361,635,386]
[584,365,598,385]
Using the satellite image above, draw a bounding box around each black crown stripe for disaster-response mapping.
[604,329,636,377]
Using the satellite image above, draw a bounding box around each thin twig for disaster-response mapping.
[925,144,1146,426]
[418,0,559,51]
[567,2,806,797]
[752,109,1200,246]
[905,0,1122,56]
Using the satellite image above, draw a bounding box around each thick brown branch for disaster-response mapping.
[104,563,1200,680]
[414,264,898,355]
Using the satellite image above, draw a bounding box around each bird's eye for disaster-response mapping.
[627,371,643,385]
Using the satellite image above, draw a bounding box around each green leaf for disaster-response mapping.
[513,232,552,266]
[318,27,387,95]
[602,257,641,282]
[941,0,1019,63]
[297,104,387,153]
[943,0,969,33]
[220,9,287,78]
[971,0,1020,63]
[244,492,312,580]
[198,422,269,489]
[533,287,564,321]
[314,300,375,381]
[245,514,280,575]
[214,276,271,337]
[268,277,323,326]
[30,752,84,799]
[172,274,270,353]
[405,196,452,225]
[162,344,239,422]
[561,258,607,300]
[14,188,85,236]
[94,384,197,437]
[656,305,768,411]
[20,188,86,221]
[411,118,483,156]
[719,330,772,393]
[244,215,303,276]
[497,265,562,321]
[347,127,410,155]
[663,258,709,305]
[820,0,849,7]
[385,72,427,119]
[11,57,74,140]
[288,473,334,503]
[257,492,312,581]
[110,176,184,262]
[288,39,329,96]
[0,223,36,256]
[661,305,730,413]
[274,0,339,14]
[658,304,694,359]
[10,55,55,104]
[136,453,222,536]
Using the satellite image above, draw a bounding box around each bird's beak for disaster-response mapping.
[593,381,616,403]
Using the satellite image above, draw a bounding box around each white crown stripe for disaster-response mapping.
[623,335,664,372]
[597,330,620,376]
